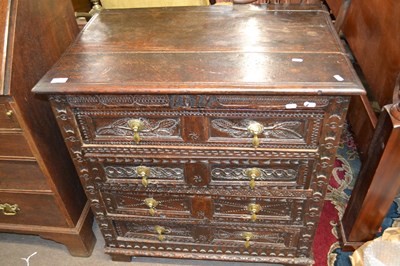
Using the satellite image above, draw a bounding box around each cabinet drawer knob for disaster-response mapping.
[154,225,170,242]
[0,203,20,216]
[247,122,264,148]
[128,119,144,144]
[247,203,261,222]
[144,198,159,216]
[137,166,150,187]
[6,110,13,118]
[242,232,253,249]
[245,168,261,189]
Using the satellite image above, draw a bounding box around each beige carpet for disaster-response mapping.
[0,222,279,266]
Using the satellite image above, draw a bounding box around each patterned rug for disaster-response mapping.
[313,124,400,266]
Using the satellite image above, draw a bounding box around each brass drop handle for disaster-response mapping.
[137,166,150,187]
[144,198,159,216]
[128,119,144,144]
[247,122,264,148]
[247,203,261,222]
[0,203,20,216]
[6,110,13,118]
[242,232,253,249]
[154,225,170,242]
[245,168,261,189]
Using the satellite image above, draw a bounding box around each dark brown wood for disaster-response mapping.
[339,75,400,251]
[33,5,364,264]
[324,0,342,17]
[71,0,91,12]
[0,0,95,256]
[341,0,400,160]
[346,94,378,159]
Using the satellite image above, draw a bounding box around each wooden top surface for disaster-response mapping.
[33,5,365,95]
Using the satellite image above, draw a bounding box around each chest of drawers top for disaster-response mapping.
[33,5,364,96]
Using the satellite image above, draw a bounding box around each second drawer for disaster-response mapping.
[101,191,308,225]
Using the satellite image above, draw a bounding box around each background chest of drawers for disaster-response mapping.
[0,0,95,256]
[33,4,365,265]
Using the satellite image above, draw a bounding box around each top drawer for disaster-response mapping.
[0,98,20,130]
[70,95,330,150]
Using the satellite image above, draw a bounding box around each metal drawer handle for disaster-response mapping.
[144,198,159,216]
[128,119,144,144]
[154,225,170,242]
[242,232,253,249]
[6,110,13,118]
[247,122,264,148]
[137,166,150,187]
[245,168,261,189]
[0,203,20,216]
[247,203,261,222]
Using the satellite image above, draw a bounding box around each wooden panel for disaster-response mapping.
[0,160,50,191]
[343,0,400,107]
[0,132,33,157]
[0,192,68,227]
[0,0,11,95]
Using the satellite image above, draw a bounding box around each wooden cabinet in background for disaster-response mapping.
[0,0,95,256]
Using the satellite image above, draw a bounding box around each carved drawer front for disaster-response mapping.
[112,220,301,253]
[75,109,182,145]
[74,107,324,149]
[100,190,307,226]
[212,196,306,226]
[207,111,324,149]
[94,162,185,187]
[92,158,314,190]
[209,159,315,189]
[101,191,191,219]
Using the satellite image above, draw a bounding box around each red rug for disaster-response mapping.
[313,125,361,266]
[313,125,400,266]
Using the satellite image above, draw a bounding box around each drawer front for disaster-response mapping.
[0,98,20,130]
[0,160,50,191]
[112,220,301,253]
[75,108,324,149]
[101,192,307,225]
[92,158,315,190]
[101,191,191,219]
[0,192,68,227]
[0,132,33,157]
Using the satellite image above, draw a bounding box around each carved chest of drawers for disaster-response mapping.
[33,4,365,265]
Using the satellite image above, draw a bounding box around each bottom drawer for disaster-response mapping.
[111,219,301,256]
[0,192,68,227]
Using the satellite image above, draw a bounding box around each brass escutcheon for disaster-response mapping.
[242,232,253,249]
[247,122,264,148]
[137,166,150,187]
[154,225,170,242]
[144,198,159,216]
[247,203,261,222]
[245,168,261,190]
[6,110,13,118]
[0,203,20,216]
[127,119,144,144]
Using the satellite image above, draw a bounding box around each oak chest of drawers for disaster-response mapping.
[33,4,365,265]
